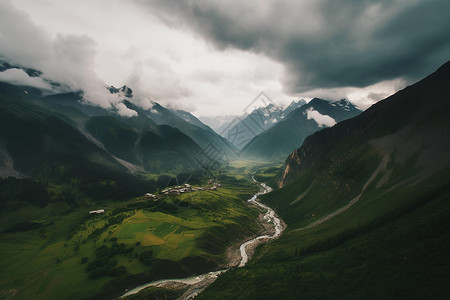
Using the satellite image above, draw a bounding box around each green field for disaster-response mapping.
[0,169,260,300]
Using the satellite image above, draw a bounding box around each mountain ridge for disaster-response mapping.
[278,60,450,187]
[241,98,361,161]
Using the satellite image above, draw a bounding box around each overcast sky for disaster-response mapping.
[1,0,449,116]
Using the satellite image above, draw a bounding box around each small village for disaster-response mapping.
[89,180,222,214]
[144,179,222,201]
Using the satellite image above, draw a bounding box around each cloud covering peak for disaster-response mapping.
[0,1,136,116]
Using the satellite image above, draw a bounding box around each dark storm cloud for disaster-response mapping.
[136,0,450,93]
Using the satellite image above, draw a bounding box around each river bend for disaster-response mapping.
[121,177,284,299]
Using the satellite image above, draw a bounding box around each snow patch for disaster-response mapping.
[305,107,337,128]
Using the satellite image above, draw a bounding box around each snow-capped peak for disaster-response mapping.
[331,99,354,111]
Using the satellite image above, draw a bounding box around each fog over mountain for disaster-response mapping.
[1,0,449,116]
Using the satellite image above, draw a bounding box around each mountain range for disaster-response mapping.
[130,100,237,159]
[0,59,238,207]
[0,60,362,181]
[0,81,206,176]
[0,59,238,174]
[218,100,306,151]
[241,98,361,160]
[2,57,449,299]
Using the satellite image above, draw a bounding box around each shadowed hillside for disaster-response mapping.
[197,61,450,300]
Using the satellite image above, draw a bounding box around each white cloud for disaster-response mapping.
[305,107,337,128]
[0,1,141,116]
[0,1,50,68]
[115,102,137,117]
[7,0,287,116]
[3,0,441,118]
[0,68,53,90]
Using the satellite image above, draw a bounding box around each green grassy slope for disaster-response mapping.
[196,61,450,299]
[85,115,202,173]
[198,171,450,299]
[0,83,160,205]
[85,116,140,163]
[0,172,259,300]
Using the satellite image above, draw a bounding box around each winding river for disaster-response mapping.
[120,177,284,299]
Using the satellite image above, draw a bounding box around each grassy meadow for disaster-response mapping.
[0,166,261,300]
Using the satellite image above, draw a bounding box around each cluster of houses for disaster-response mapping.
[144,181,223,200]
[144,193,159,201]
[90,181,223,214]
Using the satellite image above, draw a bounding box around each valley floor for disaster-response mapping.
[121,176,285,299]
[0,163,276,300]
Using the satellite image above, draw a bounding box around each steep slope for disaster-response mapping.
[212,100,305,144]
[134,102,238,158]
[241,98,361,160]
[197,61,450,299]
[272,60,450,229]
[1,62,235,162]
[171,108,216,133]
[0,82,156,206]
[278,63,450,188]
[30,86,204,174]
[0,83,124,177]
[84,116,140,164]
[84,115,201,173]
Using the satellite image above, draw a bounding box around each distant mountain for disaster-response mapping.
[198,115,237,134]
[220,103,286,150]
[199,99,307,146]
[241,98,361,160]
[137,101,238,158]
[41,83,233,161]
[280,99,307,118]
[218,99,307,151]
[171,108,215,133]
[108,85,133,98]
